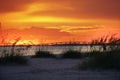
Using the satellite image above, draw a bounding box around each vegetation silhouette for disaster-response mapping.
[0,37,28,65]
[79,34,120,70]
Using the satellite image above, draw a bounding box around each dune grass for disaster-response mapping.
[0,52,28,65]
[79,34,120,70]
[0,37,28,65]
[79,50,120,70]
[61,49,82,59]
[33,50,56,58]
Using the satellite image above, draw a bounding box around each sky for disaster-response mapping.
[0,0,120,45]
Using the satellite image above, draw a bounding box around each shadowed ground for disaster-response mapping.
[0,58,120,80]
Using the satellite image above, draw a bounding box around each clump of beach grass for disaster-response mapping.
[33,50,55,58]
[61,49,82,59]
[0,53,28,65]
[0,37,28,65]
[79,50,120,70]
[79,34,120,70]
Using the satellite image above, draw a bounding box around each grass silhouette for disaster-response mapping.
[33,50,55,58]
[79,34,120,70]
[0,53,27,65]
[0,37,28,65]
[61,49,82,59]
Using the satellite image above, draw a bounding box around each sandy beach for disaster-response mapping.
[0,58,120,80]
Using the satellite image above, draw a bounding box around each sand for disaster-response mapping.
[0,58,120,80]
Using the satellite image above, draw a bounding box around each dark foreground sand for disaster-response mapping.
[0,58,120,80]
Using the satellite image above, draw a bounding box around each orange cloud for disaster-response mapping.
[0,0,35,13]
[1,25,119,45]
[27,0,120,20]
[1,0,120,20]
[0,26,73,45]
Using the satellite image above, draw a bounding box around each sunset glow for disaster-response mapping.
[0,0,120,45]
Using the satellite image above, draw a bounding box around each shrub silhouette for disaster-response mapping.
[33,50,55,58]
[62,50,82,59]
[0,53,27,65]
[79,34,120,70]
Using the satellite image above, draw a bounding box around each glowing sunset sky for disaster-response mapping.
[0,0,120,45]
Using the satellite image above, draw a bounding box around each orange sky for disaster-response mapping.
[0,0,120,45]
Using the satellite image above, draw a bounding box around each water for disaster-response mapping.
[0,45,104,56]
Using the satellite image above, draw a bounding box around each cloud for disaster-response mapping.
[0,0,66,13]
[69,26,102,31]
[0,0,34,13]
[0,0,120,20]
[0,26,72,42]
[28,0,120,20]
[59,25,104,33]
